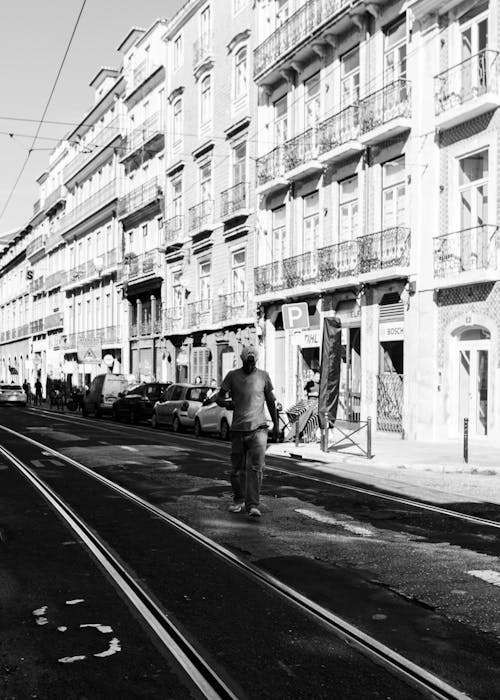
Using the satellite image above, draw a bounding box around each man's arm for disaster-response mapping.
[264,376,279,441]
[214,373,235,410]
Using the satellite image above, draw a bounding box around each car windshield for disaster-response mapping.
[1,384,22,390]
[126,384,144,395]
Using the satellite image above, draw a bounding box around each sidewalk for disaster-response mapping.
[267,433,500,506]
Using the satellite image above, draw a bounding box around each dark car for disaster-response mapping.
[112,382,170,423]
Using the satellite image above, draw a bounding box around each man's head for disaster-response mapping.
[241,344,258,374]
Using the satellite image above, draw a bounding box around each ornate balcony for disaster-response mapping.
[282,128,322,179]
[45,185,66,213]
[45,311,64,330]
[434,50,500,130]
[57,181,118,235]
[359,80,411,145]
[118,176,163,219]
[163,306,185,334]
[164,214,185,247]
[221,183,250,221]
[186,298,212,329]
[212,291,253,325]
[26,235,46,262]
[253,0,352,81]
[317,105,362,164]
[46,270,68,291]
[254,251,318,296]
[188,200,215,235]
[65,326,121,349]
[318,240,360,281]
[63,248,119,290]
[121,112,164,161]
[63,115,122,183]
[434,225,498,287]
[30,319,44,334]
[123,248,164,284]
[256,146,287,192]
[126,60,163,98]
[358,226,411,280]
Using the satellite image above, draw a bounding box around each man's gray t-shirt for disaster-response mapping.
[221,367,274,432]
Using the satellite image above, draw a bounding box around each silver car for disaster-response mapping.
[194,397,232,440]
[0,383,27,405]
[152,383,208,432]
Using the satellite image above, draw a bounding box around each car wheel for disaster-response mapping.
[220,418,230,441]
[172,415,181,433]
[194,418,202,437]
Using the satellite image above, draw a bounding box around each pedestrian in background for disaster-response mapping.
[215,344,279,518]
[34,378,43,406]
[194,375,203,385]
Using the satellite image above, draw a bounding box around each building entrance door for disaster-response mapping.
[457,332,489,436]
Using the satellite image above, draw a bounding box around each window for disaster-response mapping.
[382,157,406,228]
[171,176,183,217]
[274,95,288,145]
[199,260,211,300]
[234,46,248,100]
[305,74,321,130]
[200,5,211,39]
[303,191,320,253]
[173,98,182,149]
[142,224,148,251]
[231,249,246,296]
[459,150,488,229]
[172,271,183,310]
[272,206,287,260]
[339,176,359,240]
[232,142,246,184]
[341,47,360,107]
[200,161,212,201]
[276,0,290,27]
[200,74,212,126]
[384,17,406,84]
[460,4,488,96]
[173,34,183,70]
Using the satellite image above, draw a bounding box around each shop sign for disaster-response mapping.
[282,302,309,330]
[77,339,102,363]
[290,329,321,347]
[379,322,405,341]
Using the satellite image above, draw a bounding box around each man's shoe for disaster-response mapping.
[228,502,244,513]
[248,507,261,518]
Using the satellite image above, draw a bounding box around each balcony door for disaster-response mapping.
[384,17,406,85]
[460,5,488,98]
[341,47,360,108]
[302,191,319,279]
[339,176,359,242]
[274,95,288,146]
[458,150,489,270]
[457,328,490,436]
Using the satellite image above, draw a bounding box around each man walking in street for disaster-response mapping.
[215,344,279,518]
[34,378,43,406]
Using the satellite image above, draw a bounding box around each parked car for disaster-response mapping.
[82,373,132,418]
[194,396,232,440]
[152,383,208,431]
[112,382,170,423]
[0,383,27,406]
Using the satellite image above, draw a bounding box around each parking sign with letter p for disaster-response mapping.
[282,302,309,330]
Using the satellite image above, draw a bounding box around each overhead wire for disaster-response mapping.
[0,0,87,224]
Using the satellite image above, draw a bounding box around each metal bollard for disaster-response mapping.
[463,417,469,464]
[367,417,372,460]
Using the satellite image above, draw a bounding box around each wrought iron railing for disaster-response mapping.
[193,33,213,66]
[254,251,318,294]
[435,50,499,116]
[165,215,185,245]
[283,128,317,171]
[163,306,185,334]
[318,240,359,280]
[186,297,212,328]
[256,146,285,186]
[122,112,164,159]
[45,311,64,330]
[221,183,249,218]
[359,80,411,134]
[118,176,162,217]
[377,372,403,433]
[124,248,163,282]
[33,199,41,216]
[127,60,161,95]
[45,185,66,211]
[212,291,252,324]
[65,326,121,348]
[253,0,349,77]
[30,319,44,334]
[434,225,498,278]
[188,200,214,232]
[45,270,68,290]
[57,181,118,233]
[30,276,45,294]
[358,226,411,272]
[317,105,360,155]
[27,235,45,258]
[63,115,122,182]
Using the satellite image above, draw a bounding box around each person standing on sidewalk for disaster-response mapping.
[215,344,279,518]
[34,378,43,406]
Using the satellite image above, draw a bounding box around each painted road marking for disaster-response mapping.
[120,446,138,452]
[468,570,500,587]
[31,460,46,468]
[295,508,374,536]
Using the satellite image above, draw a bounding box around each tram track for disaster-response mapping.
[22,406,500,531]
[0,420,476,699]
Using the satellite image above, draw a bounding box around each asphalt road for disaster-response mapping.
[1,405,500,699]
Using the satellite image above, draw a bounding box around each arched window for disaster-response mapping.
[234,46,247,100]
[200,74,212,125]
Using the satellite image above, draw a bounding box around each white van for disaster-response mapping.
[82,373,131,418]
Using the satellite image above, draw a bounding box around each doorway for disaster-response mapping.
[456,327,490,436]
